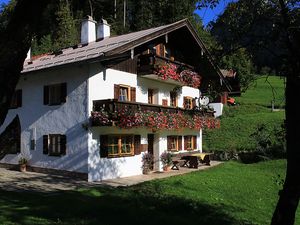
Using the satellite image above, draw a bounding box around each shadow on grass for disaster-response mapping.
[0,184,251,225]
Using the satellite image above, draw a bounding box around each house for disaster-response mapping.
[0,17,229,181]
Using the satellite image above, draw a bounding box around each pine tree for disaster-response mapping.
[53,0,78,51]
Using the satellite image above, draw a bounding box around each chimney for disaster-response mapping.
[25,48,31,61]
[81,16,96,45]
[97,19,110,40]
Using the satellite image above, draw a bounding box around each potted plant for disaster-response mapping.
[142,152,154,174]
[17,149,32,172]
[160,151,173,171]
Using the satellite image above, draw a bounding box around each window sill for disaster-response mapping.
[107,154,134,158]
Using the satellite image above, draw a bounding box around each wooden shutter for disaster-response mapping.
[130,87,136,102]
[16,90,22,107]
[114,84,120,100]
[183,97,188,109]
[43,135,49,154]
[44,85,49,105]
[167,136,172,150]
[184,136,188,150]
[60,83,67,103]
[193,136,197,150]
[192,98,196,109]
[100,135,108,157]
[178,136,182,151]
[134,135,141,155]
[60,135,67,155]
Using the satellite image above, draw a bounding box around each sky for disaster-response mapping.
[196,0,236,27]
[0,0,8,5]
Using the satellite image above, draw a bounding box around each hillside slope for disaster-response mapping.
[203,76,285,153]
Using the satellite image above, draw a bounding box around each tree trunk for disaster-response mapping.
[0,0,51,126]
[271,75,300,225]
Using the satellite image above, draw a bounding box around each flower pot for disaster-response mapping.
[163,165,171,171]
[20,164,26,172]
[143,168,151,175]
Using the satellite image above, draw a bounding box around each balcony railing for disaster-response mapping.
[137,54,201,88]
[91,99,217,130]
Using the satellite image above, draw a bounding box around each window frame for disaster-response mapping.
[119,85,130,102]
[183,96,193,109]
[43,134,66,156]
[44,83,67,106]
[184,135,197,151]
[170,91,178,107]
[167,136,182,152]
[107,135,135,157]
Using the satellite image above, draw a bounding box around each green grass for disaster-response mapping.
[1,160,299,225]
[204,76,286,151]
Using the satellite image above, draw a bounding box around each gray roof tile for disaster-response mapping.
[23,20,185,73]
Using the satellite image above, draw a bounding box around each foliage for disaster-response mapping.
[250,123,286,159]
[141,152,154,172]
[203,76,285,153]
[154,63,202,88]
[91,107,220,131]
[17,149,32,165]
[160,151,172,166]
[52,0,78,52]
[219,48,256,92]
[209,0,300,75]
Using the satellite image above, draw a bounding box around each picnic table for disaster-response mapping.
[171,152,213,170]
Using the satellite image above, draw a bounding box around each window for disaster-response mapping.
[10,89,22,109]
[184,136,197,150]
[170,91,177,107]
[43,134,66,156]
[162,99,168,106]
[148,89,154,104]
[44,83,67,105]
[100,135,141,158]
[183,96,195,109]
[167,136,182,151]
[114,84,136,102]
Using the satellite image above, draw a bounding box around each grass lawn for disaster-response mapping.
[1,160,299,225]
[203,76,285,151]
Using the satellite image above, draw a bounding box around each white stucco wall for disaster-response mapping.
[0,64,90,173]
[88,127,148,181]
[209,103,224,117]
[87,67,203,180]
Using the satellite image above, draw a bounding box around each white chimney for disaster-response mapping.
[25,48,31,61]
[97,19,110,40]
[81,16,96,45]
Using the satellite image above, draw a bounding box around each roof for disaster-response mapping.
[23,19,188,73]
[221,69,236,78]
[22,19,231,91]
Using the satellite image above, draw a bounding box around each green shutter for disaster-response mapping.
[134,135,141,155]
[43,135,49,154]
[100,135,108,157]
[60,135,67,155]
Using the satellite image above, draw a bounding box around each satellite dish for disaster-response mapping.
[199,96,209,106]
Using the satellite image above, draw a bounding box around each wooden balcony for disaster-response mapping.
[91,99,214,127]
[137,54,200,87]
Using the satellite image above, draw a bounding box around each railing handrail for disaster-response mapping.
[92,99,214,116]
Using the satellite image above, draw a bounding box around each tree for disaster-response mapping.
[0,0,51,126]
[200,0,300,224]
[52,0,78,51]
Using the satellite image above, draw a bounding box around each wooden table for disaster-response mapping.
[191,153,213,166]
